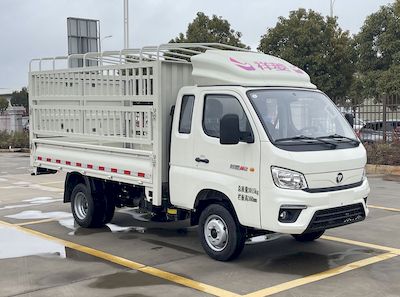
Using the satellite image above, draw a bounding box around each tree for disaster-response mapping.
[171,12,248,49]
[355,0,400,97]
[10,87,29,113]
[0,97,8,111]
[258,9,355,100]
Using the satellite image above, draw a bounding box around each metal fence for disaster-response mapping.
[338,95,400,143]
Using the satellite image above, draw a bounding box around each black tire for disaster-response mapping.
[198,203,245,261]
[292,230,325,242]
[71,183,106,228]
[102,195,115,224]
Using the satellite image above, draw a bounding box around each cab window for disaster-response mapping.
[203,94,252,139]
[178,95,195,134]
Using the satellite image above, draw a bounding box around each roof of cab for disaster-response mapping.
[191,50,316,89]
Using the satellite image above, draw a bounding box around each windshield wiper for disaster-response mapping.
[317,134,360,145]
[275,135,337,148]
[275,135,315,142]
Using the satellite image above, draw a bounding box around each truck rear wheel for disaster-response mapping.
[199,203,245,261]
[71,183,106,228]
[292,230,325,242]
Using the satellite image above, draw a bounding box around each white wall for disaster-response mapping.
[0,107,25,132]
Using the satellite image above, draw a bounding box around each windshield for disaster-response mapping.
[248,89,357,143]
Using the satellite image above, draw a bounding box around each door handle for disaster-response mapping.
[195,157,209,164]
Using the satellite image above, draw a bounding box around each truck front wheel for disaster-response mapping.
[71,183,106,228]
[199,203,245,261]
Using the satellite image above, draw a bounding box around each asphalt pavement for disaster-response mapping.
[0,153,399,297]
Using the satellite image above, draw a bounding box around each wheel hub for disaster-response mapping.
[74,192,88,220]
[204,215,228,252]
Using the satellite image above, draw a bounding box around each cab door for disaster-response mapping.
[169,91,199,209]
[192,90,261,228]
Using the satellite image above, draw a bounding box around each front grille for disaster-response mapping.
[305,203,365,233]
[302,181,363,193]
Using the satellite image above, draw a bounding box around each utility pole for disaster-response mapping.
[330,0,336,18]
[123,0,130,48]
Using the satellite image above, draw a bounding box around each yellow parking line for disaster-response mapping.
[368,205,400,213]
[3,219,399,297]
[244,236,400,297]
[322,235,400,255]
[0,220,240,297]
[15,217,68,226]
[244,252,397,297]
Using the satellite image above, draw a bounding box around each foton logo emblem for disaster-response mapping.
[336,173,343,184]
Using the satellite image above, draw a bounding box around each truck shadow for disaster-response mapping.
[236,237,379,276]
[64,212,380,277]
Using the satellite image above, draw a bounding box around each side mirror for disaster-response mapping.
[345,113,354,127]
[220,114,240,145]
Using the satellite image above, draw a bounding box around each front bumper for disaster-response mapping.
[261,179,370,234]
[303,203,365,233]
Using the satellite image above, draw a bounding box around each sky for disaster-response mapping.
[0,0,395,91]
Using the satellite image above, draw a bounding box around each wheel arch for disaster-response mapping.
[63,173,104,203]
[191,188,238,226]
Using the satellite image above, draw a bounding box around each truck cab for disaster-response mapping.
[169,50,369,260]
[29,44,369,261]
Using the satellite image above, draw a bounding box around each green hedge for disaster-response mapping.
[365,142,400,166]
[0,131,29,149]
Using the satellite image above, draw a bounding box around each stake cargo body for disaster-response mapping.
[30,48,195,206]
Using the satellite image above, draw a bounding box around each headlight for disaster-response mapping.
[362,167,367,181]
[271,166,308,190]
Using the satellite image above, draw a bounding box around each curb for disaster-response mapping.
[0,148,30,153]
[366,164,400,176]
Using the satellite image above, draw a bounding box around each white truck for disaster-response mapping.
[29,43,370,261]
